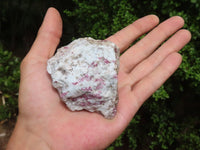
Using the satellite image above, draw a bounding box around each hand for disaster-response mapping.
[7,8,191,150]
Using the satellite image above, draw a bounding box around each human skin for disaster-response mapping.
[6,7,191,150]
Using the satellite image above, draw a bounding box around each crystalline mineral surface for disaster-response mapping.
[47,37,119,119]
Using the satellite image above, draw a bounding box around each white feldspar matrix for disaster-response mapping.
[47,37,120,119]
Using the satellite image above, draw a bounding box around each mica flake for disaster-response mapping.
[47,37,120,119]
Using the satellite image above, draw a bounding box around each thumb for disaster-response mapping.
[27,7,63,60]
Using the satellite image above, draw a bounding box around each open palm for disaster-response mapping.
[8,8,191,150]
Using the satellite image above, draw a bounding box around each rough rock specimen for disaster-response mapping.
[47,37,119,119]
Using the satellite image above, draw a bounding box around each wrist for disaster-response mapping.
[6,117,50,150]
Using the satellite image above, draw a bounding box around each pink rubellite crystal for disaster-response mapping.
[47,37,120,119]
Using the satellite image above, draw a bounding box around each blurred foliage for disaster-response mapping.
[0,44,20,120]
[0,0,43,57]
[0,0,75,58]
[65,0,200,149]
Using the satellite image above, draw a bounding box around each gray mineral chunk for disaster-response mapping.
[47,37,119,119]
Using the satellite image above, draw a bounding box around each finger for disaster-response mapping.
[120,16,184,73]
[133,52,182,105]
[116,53,182,125]
[27,7,62,60]
[106,15,159,52]
[128,29,191,86]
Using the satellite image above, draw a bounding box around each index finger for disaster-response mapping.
[106,15,159,52]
